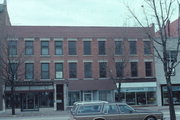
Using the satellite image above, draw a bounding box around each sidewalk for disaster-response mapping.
[0,108,70,117]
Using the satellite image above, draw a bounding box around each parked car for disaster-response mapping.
[70,101,163,120]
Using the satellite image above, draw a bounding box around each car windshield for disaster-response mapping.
[77,104,102,114]
[118,104,135,113]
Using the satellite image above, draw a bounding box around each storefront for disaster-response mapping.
[68,80,116,106]
[5,81,54,111]
[117,82,157,106]
[161,84,180,105]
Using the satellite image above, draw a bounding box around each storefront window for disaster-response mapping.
[137,92,146,105]
[147,92,156,104]
[99,90,111,102]
[126,92,136,105]
[68,91,80,106]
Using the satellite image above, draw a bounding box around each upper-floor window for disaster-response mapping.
[25,41,34,55]
[69,62,77,78]
[99,62,107,78]
[55,41,63,55]
[8,41,17,55]
[41,63,49,79]
[144,41,152,55]
[129,41,137,55]
[131,62,138,77]
[25,63,34,79]
[84,62,92,78]
[167,50,178,62]
[116,62,123,77]
[55,63,63,79]
[8,63,17,80]
[68,41,77,55]
[98,41,106,55]
[115,41,123,55]
[83,41,91,55]
[145,62,152,77]
[41,41,49,55]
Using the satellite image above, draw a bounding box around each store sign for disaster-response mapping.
[162,86,180,91]
[121,87,156,92]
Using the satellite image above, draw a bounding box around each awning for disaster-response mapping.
[69,80,116,91]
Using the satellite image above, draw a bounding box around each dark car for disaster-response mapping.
[70,101,163,120]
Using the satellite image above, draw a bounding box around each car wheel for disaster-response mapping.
[145,116,156,120]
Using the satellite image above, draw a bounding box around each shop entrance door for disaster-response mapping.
[83,91,93,101]
[21,93,39,111]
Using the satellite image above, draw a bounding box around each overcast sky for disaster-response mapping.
[0,0,179,26]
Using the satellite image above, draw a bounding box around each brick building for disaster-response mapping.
[1,1,157,111]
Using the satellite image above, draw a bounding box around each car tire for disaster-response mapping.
[145,116,157,120]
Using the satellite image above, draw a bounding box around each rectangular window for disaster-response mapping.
[8,63,17,80]
[8,41,17,55]
[84,62,92,78]
[25,41,34,55]
[69,63,77,78]
[115,41,123,55]
[131,62,138,77]
[145,62,152,77]
[129,41,136,55]
[68,41,76,55]
[41,63,49,79]
[98,41,106,55]
[167,50,178,62]
[25,63,34,79]
[144,41,151,55]
[99,62,107,78]
[83,41,91,55]
[116,62,123,77]
[55,63,63,79]
[55,41,63,55]
[41,41,49,55]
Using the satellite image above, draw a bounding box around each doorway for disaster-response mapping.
[83,91,93,101]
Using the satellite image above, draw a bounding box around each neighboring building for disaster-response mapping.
[156,19,180,106]
[0,2,157,111]
[0,0,11,111]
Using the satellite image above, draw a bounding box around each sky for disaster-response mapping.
[0,0,179,26]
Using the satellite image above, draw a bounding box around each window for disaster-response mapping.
[55,41,63,55]
[83,41,91,55]
[99,62,107,78]
[115,41,123,55]
[69,63,77,78]
[25,63,34,79]
[131,62,138,77]
[8,63,17,80]
[55,63,63,79]
[144,41,151,55]
[25,41,34,55]
[167,50,177,62]
[41,63,49,79]
[41,41,49,55]
[129,41,136,55]
[84,62,92,78]
[68,41,76,55]
[116,62,123,77]
[98,41,106,55]
[145,62,152,77]
[8,41,17,55]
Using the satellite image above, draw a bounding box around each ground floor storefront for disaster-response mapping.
[161,84,180,105]
[117,82,157,106]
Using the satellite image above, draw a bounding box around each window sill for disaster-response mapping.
[84,78,94,80]
[40,79,51,81]
[54,79,65,80]
[69,78,78,80]
[40,55,51,57]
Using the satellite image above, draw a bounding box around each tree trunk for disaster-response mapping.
[117,82,122,102]
[166,76,176,120]
[11,81,15,115]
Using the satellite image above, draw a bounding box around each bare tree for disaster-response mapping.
[0,35,26,115]
[127,0,180,120]
[106,39,129,102]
